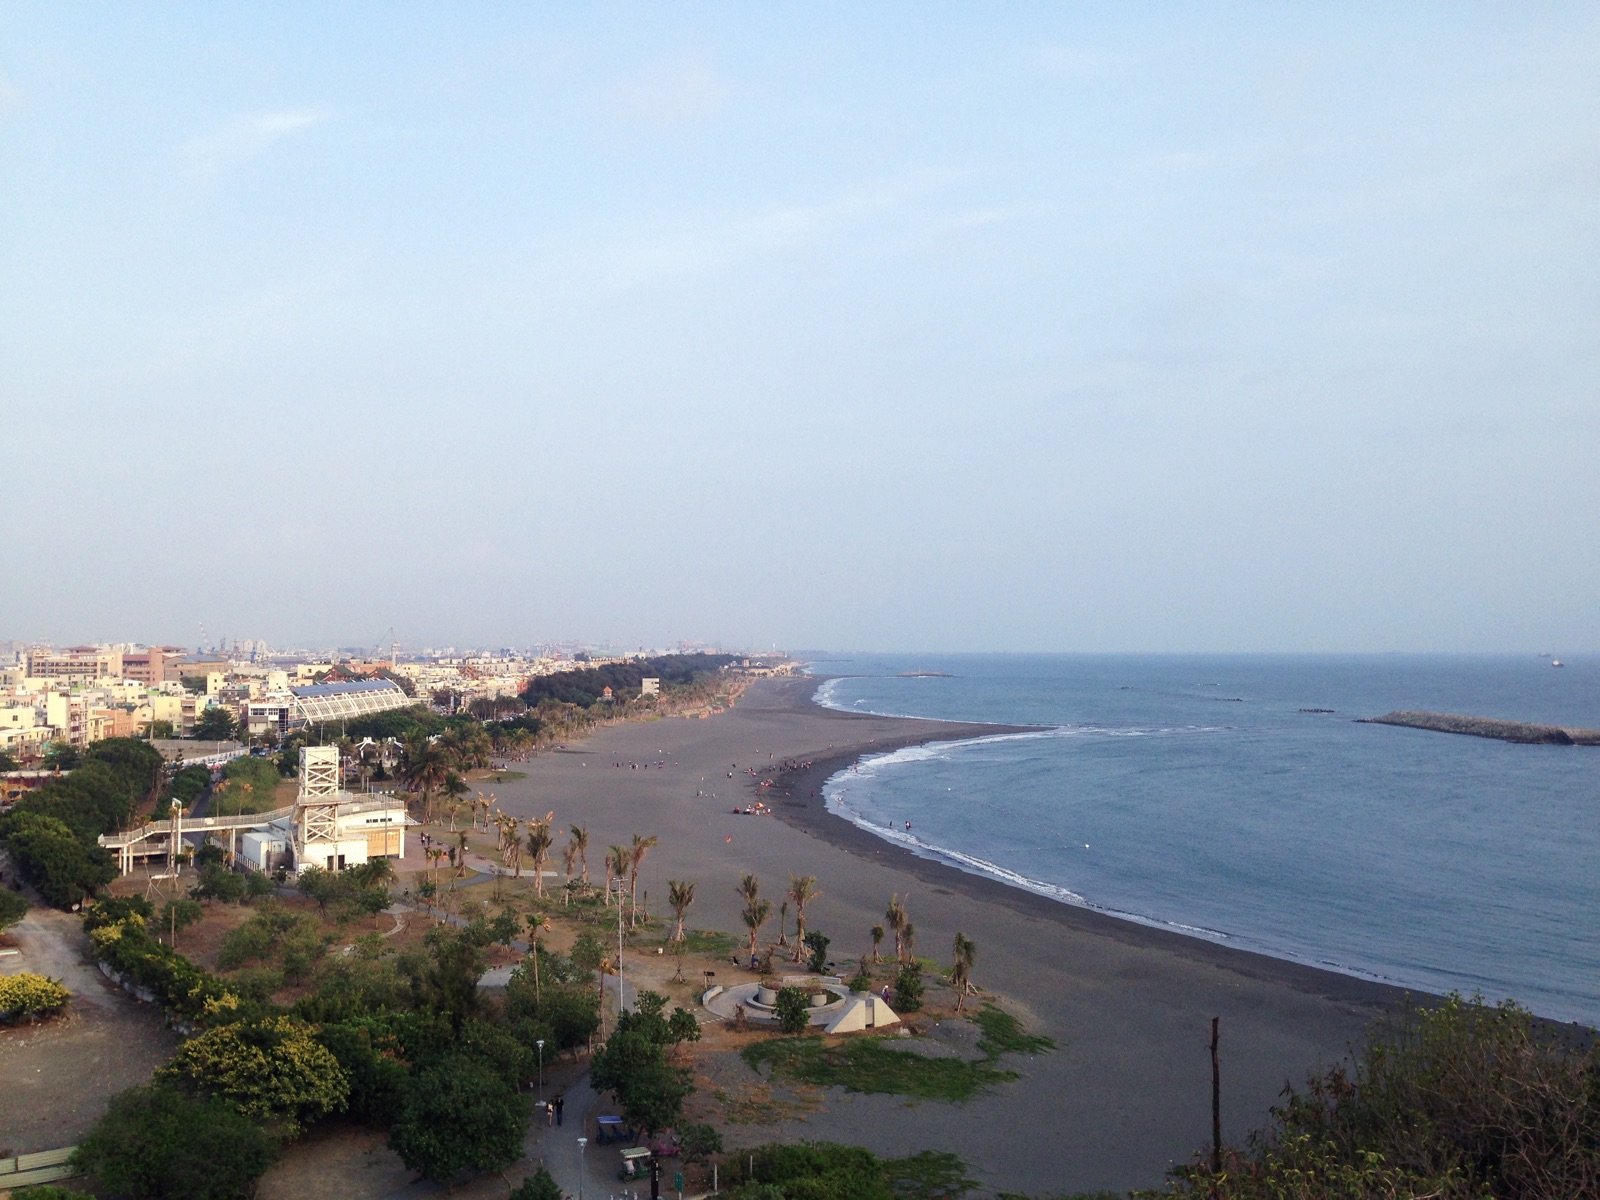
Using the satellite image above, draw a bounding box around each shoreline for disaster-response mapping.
[762,678,1427,1016]
[485,672,1590,1193]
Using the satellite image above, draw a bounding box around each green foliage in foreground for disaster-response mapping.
[1140,995,1600,1200]
[970,1002,1058,1059]
[743,1033,1018,1102]
[0,885,28,930]
[719,1142,979,1200]
[390,1052,530,1180]
[73,1083,278,1200]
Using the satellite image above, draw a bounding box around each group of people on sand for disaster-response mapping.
[732,801,773,816]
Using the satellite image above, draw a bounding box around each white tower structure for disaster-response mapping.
[295,745,342,869]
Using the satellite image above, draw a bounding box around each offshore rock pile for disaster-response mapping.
[1360,710,1600,745]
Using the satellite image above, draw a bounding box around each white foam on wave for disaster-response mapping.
[824,787,1238,941]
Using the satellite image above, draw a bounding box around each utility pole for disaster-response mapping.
[612,878,627,1015]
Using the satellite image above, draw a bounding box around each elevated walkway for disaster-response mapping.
[99,806,296,873]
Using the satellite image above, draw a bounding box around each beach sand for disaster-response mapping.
[486,675,1412,1194]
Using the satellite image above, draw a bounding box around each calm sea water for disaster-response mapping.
[811,654,1599,1027]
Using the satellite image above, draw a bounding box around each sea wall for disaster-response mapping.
[1359,711,1600,745]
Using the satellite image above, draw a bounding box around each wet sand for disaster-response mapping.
[488,675,1413,1194]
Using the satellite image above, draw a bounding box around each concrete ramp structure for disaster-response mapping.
[824,994,900,1034]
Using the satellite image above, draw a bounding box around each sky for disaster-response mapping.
[3,4,1597,655]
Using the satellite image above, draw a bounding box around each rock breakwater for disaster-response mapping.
[1360,711,1600,745]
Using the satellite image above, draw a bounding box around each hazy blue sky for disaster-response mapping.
[4,4,1597,654]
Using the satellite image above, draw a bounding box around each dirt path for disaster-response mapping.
[0,904,179,1154]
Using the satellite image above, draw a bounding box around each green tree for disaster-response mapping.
[0,887,28,931]
[1,811,115,907]
[0,748,20,771]
[192,707,239,741]
[160,898,204,949]
[43,740,81,770]
[389,1052,530,1180]
[73,1083,278,1200]
[803,931,831,974]
[510,1167,563,1200]
[159,1015,350,1134]
[894,960,924,1013]
[774,986,811,1035]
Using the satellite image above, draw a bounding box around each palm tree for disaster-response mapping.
[869,924,885,964]
[950,932,977,1011]
[568,825,590,886]
[737,874,769,959]
[788,875,820,962]
[627,833,657,928]
[901,920,915,963]
[741,896,771,959]
[885,894,909,964]
[667,880,696,943]
[776,900,789,947]
[604,845,629,906]
[401,735,449,822]
[526,816,555,898]
[425,845,447,888]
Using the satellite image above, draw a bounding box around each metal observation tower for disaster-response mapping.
[294,745,343,869]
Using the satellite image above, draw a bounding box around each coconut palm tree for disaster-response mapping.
[401,735,449,822]
[741,895,771,959]
[627,833,658,928]
[869,924,885,964]
[788,875,820,963]
[667,879,696,943]
[885,894,909,963]
[605,845,629,906]
[526,816,555,898]
[737,872,760,907]
[568,825,590,886]
[950,931,977,1010]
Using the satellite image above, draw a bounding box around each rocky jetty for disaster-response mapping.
[1360,711,1600,745]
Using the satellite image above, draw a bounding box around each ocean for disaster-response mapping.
[810,653,1599,1028]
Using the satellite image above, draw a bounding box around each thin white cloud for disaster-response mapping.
[181,106,330,176]
[592,170,972,289]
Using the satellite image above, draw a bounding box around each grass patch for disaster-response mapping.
[886,1151,980,1200]
[487,770,527,782]
[742,1034,1017,1103]
[659,928,737,957]
[970,1002,1057,1059]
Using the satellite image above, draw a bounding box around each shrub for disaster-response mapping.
[774,986,811,1035]
[893,961,924,1013]
[0,972,71,1021]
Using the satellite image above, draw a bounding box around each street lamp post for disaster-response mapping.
[576,1136,587,1200]
[536,1038,545,1106]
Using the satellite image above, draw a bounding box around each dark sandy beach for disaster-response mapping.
[489,674,1415,1195]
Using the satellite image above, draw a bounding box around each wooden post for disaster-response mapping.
[1210,1016,1222,1176]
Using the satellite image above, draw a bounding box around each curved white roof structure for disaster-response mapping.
[291,679,412,724]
